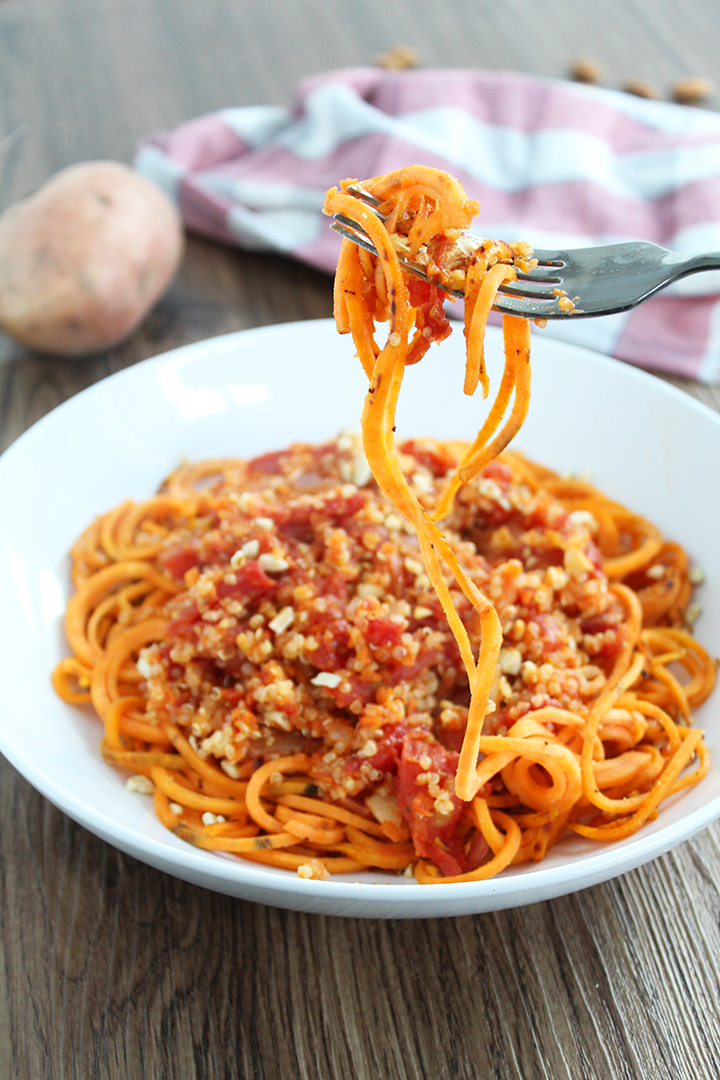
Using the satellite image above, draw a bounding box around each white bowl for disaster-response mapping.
[1,319,718,918]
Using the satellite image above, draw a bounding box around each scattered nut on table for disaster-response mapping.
[672,76,714,104]
[570,58,603,84]
[623,79,660,99]
[375,45,419,70]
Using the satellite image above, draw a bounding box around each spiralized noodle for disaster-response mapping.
[52,166,716,883]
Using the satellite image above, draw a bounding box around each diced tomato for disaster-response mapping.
[320,490,367,520]
[529,501,569,532]
[434,723,466,754]
[464,829,490,872]
[365,616,404,652]
[407,277,433,307]
[160,543,201,579]
[310,628,352,672]
[586,540,604,571]
[483,461,512,484]
[278,520,315,544]
[406,279,452,365]
[217,560,278,602]
[203,534,241,564]
[316,572,352,601]
[532,613,566,653]
[247,450,288,476]
[579,612,612,635]
[397,735,465,877]
[580,607,625,657]
[365,721,411,773]
[165,601,201,639]
[399,439,457,478]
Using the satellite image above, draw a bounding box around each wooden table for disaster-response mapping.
[2,2,720,1076]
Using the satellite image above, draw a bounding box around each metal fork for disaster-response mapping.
[330,183,720,319]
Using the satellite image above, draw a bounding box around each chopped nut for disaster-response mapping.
[570,58,603,84]
[564,544,594,579]
[375,44,419,70]
[546,566,569,591]
[498,647,522,676]
[646,564,666,579]
[297,859,330,880]
[568,510,598,532]
[126,775,154,795]
[624,79,660,100]
[311,671,342,689]
[412,471,433,494]
[258,553,289,573]
[189,734,208,759]
[269,606,295,633]
[136,653,154,680]
[413,606,433,620]
[352,453,372,488]
[357,582,384,599]
[265,710,293,731]
[499,675,513,701]
[673,77,714,105]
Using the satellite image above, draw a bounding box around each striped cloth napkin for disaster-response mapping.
[135,67,720,382]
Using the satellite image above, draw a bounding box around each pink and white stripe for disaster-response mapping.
[135,67,720,381]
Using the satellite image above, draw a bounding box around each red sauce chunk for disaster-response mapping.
[397,735,465,877]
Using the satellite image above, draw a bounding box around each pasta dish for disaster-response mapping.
[52,166,715,883]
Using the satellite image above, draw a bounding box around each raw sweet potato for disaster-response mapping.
[0,161,184,355]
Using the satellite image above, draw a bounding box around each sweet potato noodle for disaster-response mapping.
[53,166,715,884]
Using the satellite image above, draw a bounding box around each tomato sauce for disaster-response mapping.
[139,436,624,875]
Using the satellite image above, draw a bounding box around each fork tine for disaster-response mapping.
[492,293,563,317]
[499,280,562,298]
[330,219,384,258]
[344,183,383,209]
[513,267,563,284]
[527,248,567,266]
[333,213,373,239]
[330,210,575,314]
[329,219,461,293]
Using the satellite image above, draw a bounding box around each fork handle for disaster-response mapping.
[666,251,720,278]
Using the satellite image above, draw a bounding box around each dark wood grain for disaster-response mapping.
[2,2,720,1078]
[3,753,720,1080]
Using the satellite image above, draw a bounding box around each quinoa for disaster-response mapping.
[141,435,626,807]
